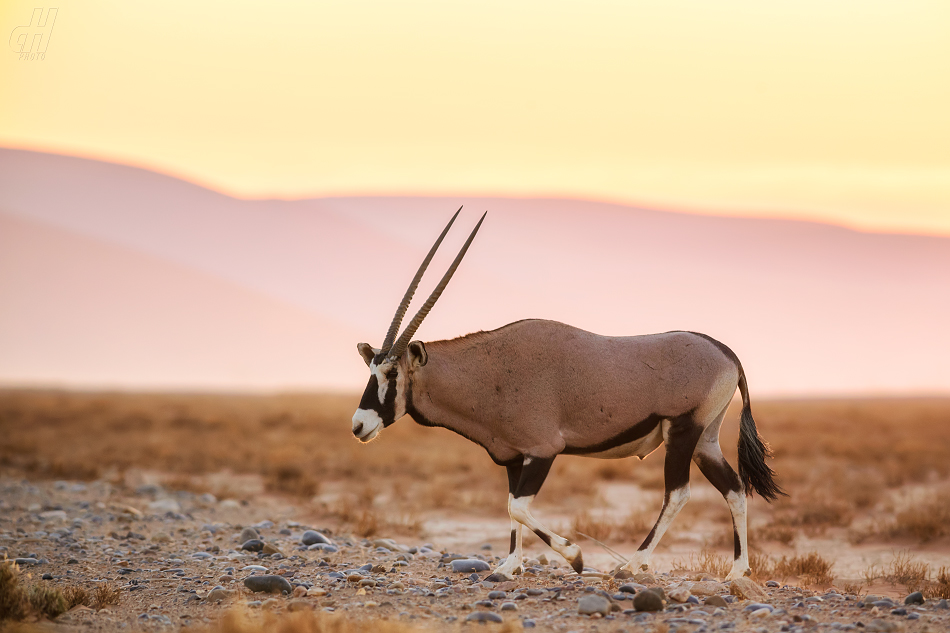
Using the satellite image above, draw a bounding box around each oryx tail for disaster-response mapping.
[736,366,786,501]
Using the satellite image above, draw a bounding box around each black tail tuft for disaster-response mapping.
[736,371,787,501]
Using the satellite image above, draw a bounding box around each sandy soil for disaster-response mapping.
[4,474,949,632]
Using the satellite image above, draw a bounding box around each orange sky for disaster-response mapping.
[2,0,949,235]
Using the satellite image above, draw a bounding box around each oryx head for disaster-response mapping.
[352,208,486,442]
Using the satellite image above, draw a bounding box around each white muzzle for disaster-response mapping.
[352,408,383,442]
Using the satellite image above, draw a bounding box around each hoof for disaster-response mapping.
[570,554,585,575]
[485,573,511,582]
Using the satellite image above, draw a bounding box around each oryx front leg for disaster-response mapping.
[489,456,583,579]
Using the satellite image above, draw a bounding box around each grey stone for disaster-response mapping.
[488,591,507,600]
[14,558,40,566]
[500,601,517,611]
[904,591,924,605]
[301,530,332,546]
[206,588,230,602]
[241,539,264,552]
[577,594,611,616]
[618,584,638,594]
[239,527,260,543]
[450,559,491,573]
[244,575,293,594]
[633,590,664,612]
[465,611,503,623]
[704,595,728,608]
[307,543,338,553]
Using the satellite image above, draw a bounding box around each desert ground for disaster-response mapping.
[2,390,950,632]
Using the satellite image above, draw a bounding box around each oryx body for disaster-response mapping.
[353,210,784,581]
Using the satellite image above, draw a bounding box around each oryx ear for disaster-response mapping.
[407,340,427,369]
[357,343,378,367]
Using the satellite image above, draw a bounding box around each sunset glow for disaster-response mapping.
[2,0,949,234]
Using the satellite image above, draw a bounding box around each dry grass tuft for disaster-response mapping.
[91,582,121,610]
[870,491,950,543]
[25,585,67,620]
[751,551,834,586]
[0,562,71,622]
[673,547,731,579]
[62,585,89,609]
[0,562,27,621]
[929,567,950,600]
[866,554,950,597]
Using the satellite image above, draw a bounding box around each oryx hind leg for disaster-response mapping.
[693,406,750,580]
[619,413,703,575]
[488,456,583,581]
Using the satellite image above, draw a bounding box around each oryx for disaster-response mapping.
[352,209,784,581]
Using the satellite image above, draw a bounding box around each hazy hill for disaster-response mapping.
[1,148,948,394]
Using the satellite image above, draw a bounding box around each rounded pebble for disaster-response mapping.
[301,530,332,546]
[244,575,293,594]
[577,594,611,616]
[239,527,259,542]
[465,611,503,623]
[450,559,491,573]
[633,590,664,612]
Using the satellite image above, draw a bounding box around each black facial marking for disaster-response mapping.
[357,370,398,426]
[509,529,517,554]
[357,374,380,411]
[562,413,665,455]
[533,529,552,546]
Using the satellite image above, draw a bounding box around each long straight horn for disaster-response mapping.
[389,212,487,359]
[380,207,462,354]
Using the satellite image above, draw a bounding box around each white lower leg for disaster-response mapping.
[509,494,584,573]
[622,486,690,572]
[725,490,750,580]
[492,511,524,578]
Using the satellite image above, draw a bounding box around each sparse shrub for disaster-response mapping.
[697,548,731,579]
[927,567,950,600]
[0,562,26,621]
[887,551,930,592]
[26,585,67,619]
[842,581,864,595]
[91,582,121,610]
[0,562,70,621]
[751,551,834,586]
[62,585,89,609]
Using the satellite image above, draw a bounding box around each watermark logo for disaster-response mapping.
[9,8,57,61]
